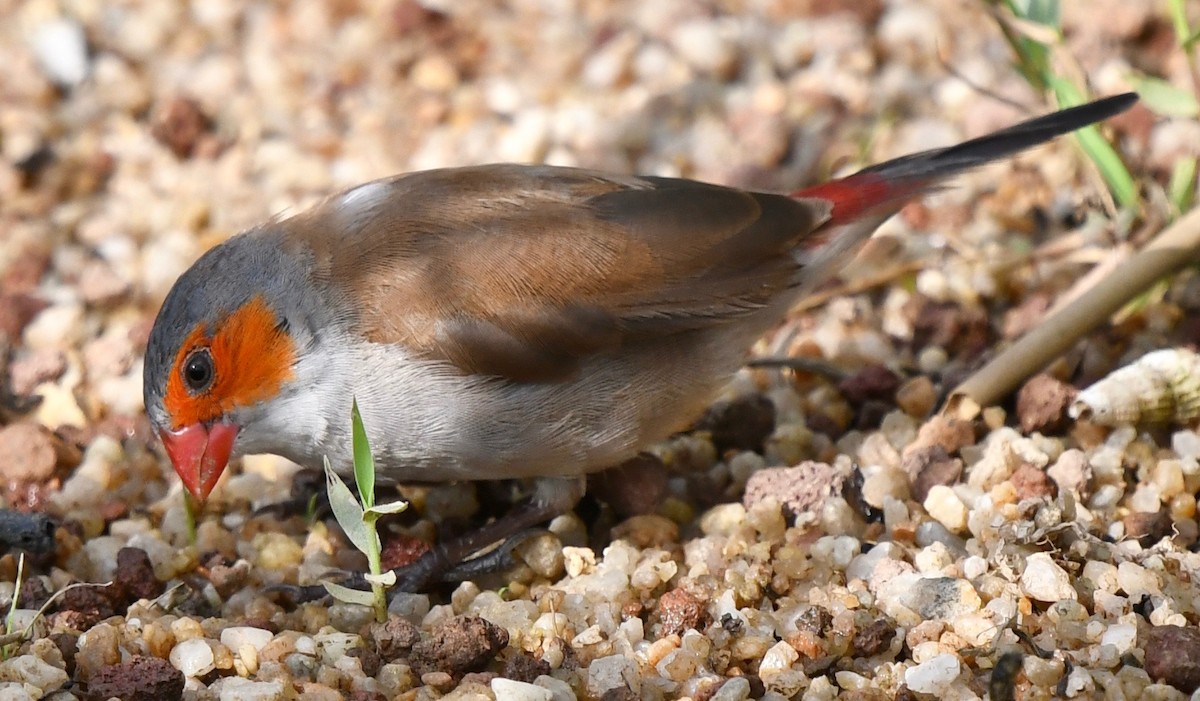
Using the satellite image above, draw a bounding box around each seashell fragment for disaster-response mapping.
[1069,348,1200,426]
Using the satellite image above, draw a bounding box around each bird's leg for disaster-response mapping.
[267,475,586,604]
[390,475,586,592]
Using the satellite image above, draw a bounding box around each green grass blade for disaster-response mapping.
[1049,78,1138,210]
[1169,157,1198,216]
[351,399,375,509]
[1168,0,1192,45]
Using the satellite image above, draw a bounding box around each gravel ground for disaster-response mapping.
[2,0,1199,699]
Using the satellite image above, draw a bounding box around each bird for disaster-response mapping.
[143,92,1137,590]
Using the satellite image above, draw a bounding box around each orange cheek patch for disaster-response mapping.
[164,296,296,428]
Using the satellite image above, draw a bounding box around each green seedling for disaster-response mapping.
[322,399,408,623]
[991,0,1140,210]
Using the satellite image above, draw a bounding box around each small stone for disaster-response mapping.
[151,97,214,159]
[655,587,708,637]
[83,655,183,701]
[694,394,776,454]
[742,461,849,520]
[1122,510,1172,546]
[1016,374,1076,433]
[491,677,553,701]
[409,616,508,676]
[8,349,66,396]
[1144,625,1200,692]
[73,622,121,678]
[169,638,215,678]
[1010,464,1057,501]
[502,650,551,684]
[77,260,131,306]
[669,19,738,77]
[758,639,799,677]
[904,416,975,458]
[113,547,164,602]
[30,18,89,87]
[904,653,961,694]
[923,486,968,533]
[900,577,981,620]
[839,365,901,406]
[711,676,751,701]
[587,653,641,697]
[905,446,963,503]
[208,677,286,700]
[1019,553,1076,602]
[0,654,67,695]
[1046,449,1091,497]
[1116,561,1160,598]
[895,376,936,418]
[851,619,896,657]
[533,675,575,701]
[0,422,72,482]
[221,627,274,654]
[380,534,431,571]
[1100,623,1138,655]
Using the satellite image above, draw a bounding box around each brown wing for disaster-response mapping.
[289,164,830,382]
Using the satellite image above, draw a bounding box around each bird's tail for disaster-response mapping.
[793,92,1138,224]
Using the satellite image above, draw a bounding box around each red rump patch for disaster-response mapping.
[793,172,926,225]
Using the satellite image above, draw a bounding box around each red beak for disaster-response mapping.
[159,423,239,503]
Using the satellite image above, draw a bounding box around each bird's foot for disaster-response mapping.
[262,529,545,606]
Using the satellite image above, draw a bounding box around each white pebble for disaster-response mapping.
[220,627,274,653]
[1116,562,1161,598]
[314,632,361,666]
[0,654,68,693]
[83,536,125,583]
[812,535,860,569]
[924,486,968,533]
[534,675,576,701]
[1100,623,1138,655]
[1020,553,1077,602]
[904,653,961,694]
[962,556,988,580]
[491,677,553,701]
[669,19,738,76]
[30,18,89,86]
[587,654,640,697]
[1082,561,1118,593]
[210,676,285,700]
[1171,430,1200,460]
[170,638,216,678]
[758,640,799,678]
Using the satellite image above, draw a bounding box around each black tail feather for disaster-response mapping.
[858,92,1138,182]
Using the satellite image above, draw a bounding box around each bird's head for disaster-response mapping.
[143,232,319,502]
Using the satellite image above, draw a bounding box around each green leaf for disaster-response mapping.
[1049,78,1139,210]
[364,571,397,587]
[1127,74,1199,118]
[351,399,375,510]
[1168,157,1198,216]
[324,458,377,556]
[365,500,409,519]
[322,581,378,607]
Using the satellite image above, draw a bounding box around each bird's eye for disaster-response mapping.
[182,349,215,392]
